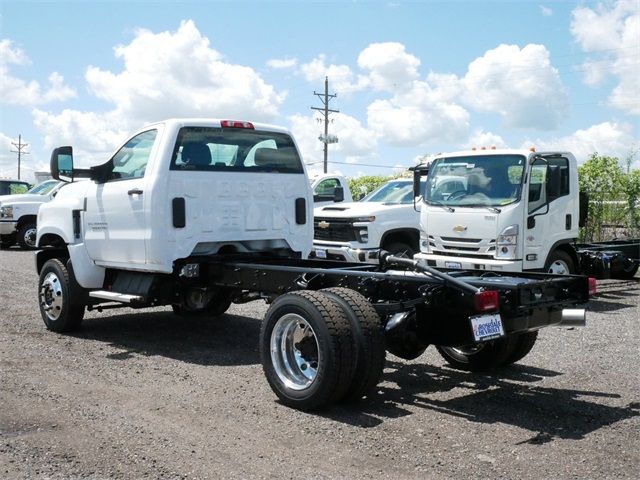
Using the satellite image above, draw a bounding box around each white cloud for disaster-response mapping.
[0,39,76,106]
[571,1,640,114]
[299,55,367,95]
[31,21,287,161]
[266,58,297,69]
[462,44,569,129]
[539,5,553,17]
[468,129,507,149]
[525,122,638,166]
[289,113,378,171]
[357,42,420,92]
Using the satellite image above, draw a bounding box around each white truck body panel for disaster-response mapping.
[38,119,313,282]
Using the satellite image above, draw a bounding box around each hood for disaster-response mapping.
[314,201,413,218]
[0,193,49,205]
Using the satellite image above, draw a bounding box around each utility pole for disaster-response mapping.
[10,135,29,180]
[311,76,339,173]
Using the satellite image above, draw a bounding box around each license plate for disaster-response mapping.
[470,313,504,342]
[315,249,327,259]
[445,261,462,269]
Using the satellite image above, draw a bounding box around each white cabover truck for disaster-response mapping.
[36,120,590,411]
[412,148,638,278]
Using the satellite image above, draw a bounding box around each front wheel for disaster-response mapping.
[260,291,355,411]
[384,241,416,259]
[17,223,37,249]
[612,261,639,280]
[544,250,575,275]
[38,259,85,332]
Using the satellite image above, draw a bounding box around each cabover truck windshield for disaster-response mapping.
[36,120,590,411]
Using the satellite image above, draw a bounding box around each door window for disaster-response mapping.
[528,161,547,213]
[106,129,158,182]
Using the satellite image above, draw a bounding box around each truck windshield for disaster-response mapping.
[362,180,425,204]
[170,127,303,174]
[424,155,525,207]
[27,180,59,195]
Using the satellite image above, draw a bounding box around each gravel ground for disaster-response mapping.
[1,248,639,479]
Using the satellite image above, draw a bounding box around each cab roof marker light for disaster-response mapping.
[529,146,536,152]
[221,120,255,129]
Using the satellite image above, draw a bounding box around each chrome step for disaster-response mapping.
[88,290,144,304]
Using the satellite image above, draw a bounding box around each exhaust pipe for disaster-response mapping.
[559,308,586,327]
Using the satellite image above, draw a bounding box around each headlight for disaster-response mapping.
[0,206,13,219]
[353,216,376,222]
[496,225,518,259]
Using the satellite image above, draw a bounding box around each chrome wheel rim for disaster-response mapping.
[270,314,320,391]
[40,272,63,321]
[24,227,37,248]
[548,260,570,275]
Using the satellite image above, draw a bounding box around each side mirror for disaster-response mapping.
[50,146,74,182]
[413,170,421,198]
[333,186,344,203]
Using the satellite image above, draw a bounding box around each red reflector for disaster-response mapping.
[221,120,254,129]
[474,290,499,312]
[588,277,597,296]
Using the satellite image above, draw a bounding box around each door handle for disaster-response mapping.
[128,188,143,195]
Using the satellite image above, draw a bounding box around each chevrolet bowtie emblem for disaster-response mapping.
[453,225,467,232]
[318,221,330,229]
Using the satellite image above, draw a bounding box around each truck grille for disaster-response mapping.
[314,218,357,242]
[429,235,495,258]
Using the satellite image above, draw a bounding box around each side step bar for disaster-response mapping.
[89,290,144,304]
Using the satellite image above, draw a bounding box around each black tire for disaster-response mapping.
[38,258,85,332]
[544,249,575,275]
[436,336,518,372]
[172,286,232,317]
[321,287,386,402]
[260,290,355,411]
[612,261,639,280]
[0,233,15,249]
[384,241,416,259]
[17,222,37,249]
[501,331,538,366]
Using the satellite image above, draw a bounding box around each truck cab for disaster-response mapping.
[309,173,352,207]
[37,119,313,288]
[414,149,580,274]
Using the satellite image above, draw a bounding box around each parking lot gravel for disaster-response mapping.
[1,247,639,479]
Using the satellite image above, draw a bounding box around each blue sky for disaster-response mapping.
[1,0,638,181]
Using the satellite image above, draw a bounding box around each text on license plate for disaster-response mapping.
[445,261,462,269]
[470,313,504,342]
[315,249,327,259]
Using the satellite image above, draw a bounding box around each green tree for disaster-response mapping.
[348,175,394,200]
[578,154,625,241]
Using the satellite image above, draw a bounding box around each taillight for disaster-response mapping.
[221,120,254,129]
[474,290,499,312]
[588,277,597,296]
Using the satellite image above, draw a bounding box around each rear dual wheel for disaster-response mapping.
[260,289,385,410]
[436,330,539,371]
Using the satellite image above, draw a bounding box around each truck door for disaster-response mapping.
[83,129,159,266]
[524,156,573,270]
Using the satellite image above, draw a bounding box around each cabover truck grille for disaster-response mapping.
[314,218,358,242]
[428,235,496,258]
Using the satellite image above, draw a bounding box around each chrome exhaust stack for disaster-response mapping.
[558,308,586,327]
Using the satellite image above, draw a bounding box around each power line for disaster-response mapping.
[10,135,29,180]
[311,76,339,174]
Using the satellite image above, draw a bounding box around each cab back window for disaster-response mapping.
[170,127,303,174]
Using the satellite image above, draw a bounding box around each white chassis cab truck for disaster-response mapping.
[0,179,63,249]
[36,122,591,411]
[312,178,425,263]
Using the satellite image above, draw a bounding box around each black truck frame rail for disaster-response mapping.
[576,239,640,279]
